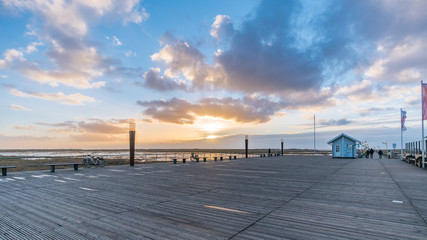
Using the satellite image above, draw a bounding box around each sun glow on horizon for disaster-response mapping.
[195,116,229,133]
[205,135,219,139]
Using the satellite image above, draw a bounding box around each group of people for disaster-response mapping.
[364,148,384,159]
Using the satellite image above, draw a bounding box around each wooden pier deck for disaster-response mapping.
[1,156,427,239]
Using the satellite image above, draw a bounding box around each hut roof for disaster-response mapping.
[327,133,360,144]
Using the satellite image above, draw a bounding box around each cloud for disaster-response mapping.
[14,125,35,130]
[124,50,135,57]
[365,39,427,83]
[149,39,223,91]
[0,49,25,68]
[1,0,148,89]
[8,104,32,111]
[25,41,43,54]
[137,96,286,124]
[210,15,233,40]
[142,68,187,91]
[113,36,122,46]
[0,134,52,141]
[358,107,395,116]
[143,0,427,113]
[335,80,376,101]
[36,121,80,133]
[77,119,128,134]
[9,88,95,105]
[37,118,131,134]
[318,118,352,126]
[71,133,123,142]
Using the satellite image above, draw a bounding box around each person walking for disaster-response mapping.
[369,148,374,159]
[378,149,383,159]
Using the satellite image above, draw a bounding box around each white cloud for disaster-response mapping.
[0,48,25,68]
[113,36,122,46]
[210,15,233,40]
[1,0,148,89]
[9,88,95,105]
[14,125,35,130]
[365,38,427,83]
[8,104,32,111]
[124,50,135,57]
[121,2,149,25]
[25,42,43,54]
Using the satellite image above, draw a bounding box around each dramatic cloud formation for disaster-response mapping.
[9,88,95,105]
[137,96,286,124]
[0,0,148,88]
[144,0,427,108]
[8,104,31,111]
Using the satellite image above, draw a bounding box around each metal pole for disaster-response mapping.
[401,108,404,160]
[314,114,316,158]
[129,122,135,166]
[245,135,248,158]
[422,81,425,168]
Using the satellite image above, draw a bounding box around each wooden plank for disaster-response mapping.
[0,156,426,239]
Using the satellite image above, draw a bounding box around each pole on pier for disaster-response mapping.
[314,114,316,158]
[245,135,248,158]
[129,122,135,166]
[281,139,284,155]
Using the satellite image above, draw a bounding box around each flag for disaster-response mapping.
[401,109,407,131]
[423,83,427,120]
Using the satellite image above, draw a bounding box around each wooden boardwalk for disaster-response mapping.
[1,156,427,239]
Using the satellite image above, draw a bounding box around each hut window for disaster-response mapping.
[336,145,340,152]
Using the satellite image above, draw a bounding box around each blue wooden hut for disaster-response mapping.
[327,133,360,158]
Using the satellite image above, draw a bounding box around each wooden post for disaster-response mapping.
[129,122,135,166]
[245,135,248,158]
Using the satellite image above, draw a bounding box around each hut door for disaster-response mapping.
[335,144,341,157]
[346,144,352,157]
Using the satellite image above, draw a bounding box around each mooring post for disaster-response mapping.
[129,122,135,166]
[245,135,248,158]
[281,139,284,155]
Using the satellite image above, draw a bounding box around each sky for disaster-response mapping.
[0,0,426,150]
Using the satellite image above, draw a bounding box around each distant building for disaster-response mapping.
[327,133,360,158]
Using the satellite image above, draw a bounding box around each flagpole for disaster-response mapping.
[314,114,316,158]
[401,108,404,160]
[422,81,425,168]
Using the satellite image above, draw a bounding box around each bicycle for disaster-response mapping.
[82,155,107,168]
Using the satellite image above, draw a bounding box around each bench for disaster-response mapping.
[405,155,415,164]
[0,166,16,176]
[415,157,426,168]
[44,163,80,172]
